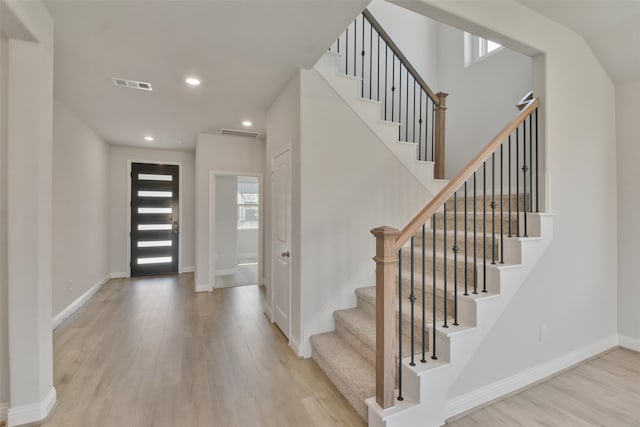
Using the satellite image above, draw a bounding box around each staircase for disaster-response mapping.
[308,9,554,427]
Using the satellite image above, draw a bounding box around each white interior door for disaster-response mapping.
[272,148,291,338]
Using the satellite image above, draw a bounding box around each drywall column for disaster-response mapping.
[2,1,57,424]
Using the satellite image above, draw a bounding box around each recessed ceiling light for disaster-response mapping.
[242,120,252,127]
[144,136,154,142]
[185,77,201,86]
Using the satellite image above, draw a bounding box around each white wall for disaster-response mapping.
[1,0,57,422]
[265,72,301,337]
[391,0,618,401]
[367,0,440,90]
[438,23,532,178]
[295,69,434,356]
[238,229,258,258]
[214,175,238,273]
[52,100,110,317]
[195,133,265,291]
[0,33,9,416]
[616,79,640,348]
[109,146,195,276]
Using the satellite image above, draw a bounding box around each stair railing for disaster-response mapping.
[329,9,448,178]
[372,92,540,409]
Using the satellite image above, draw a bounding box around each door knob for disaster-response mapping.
[281,251,290,258]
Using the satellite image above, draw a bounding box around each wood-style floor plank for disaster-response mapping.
[39,274,365,427]
[448,348,640,426]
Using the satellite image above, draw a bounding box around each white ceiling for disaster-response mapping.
[518,0,640,84]
[44,0,368,151]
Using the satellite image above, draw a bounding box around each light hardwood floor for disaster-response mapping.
[448,347,640,426]
[41,274,364,427]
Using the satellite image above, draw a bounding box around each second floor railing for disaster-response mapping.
[329,9,448,178]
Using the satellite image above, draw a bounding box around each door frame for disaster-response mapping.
[269,145,292,337]
[208,170,264,289]
[127,159,184,277]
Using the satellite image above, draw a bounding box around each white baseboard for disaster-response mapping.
[619,334,640,352]
[264,302,273,321]
[52,275,110,330]
[215,268,238,276]
[109,272,128,279]
[7,387,56,426]
[445,334,619,418]
[0,402,8,423]
[195,283,213,293]
[181,266,195,273]
[290,336,304,358]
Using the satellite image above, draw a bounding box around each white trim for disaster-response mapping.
[619,334,640,352]
[126,160,184,277]
[195,283,213,293]
[52,275,110,330]
[181,266,195,273]
[445,334,619,419]
[215,268,238,276]
[264,302,273,322]
[0,402,8,423]
[110,272,129,279]
[289,336,304,358]
[7,387,56,426]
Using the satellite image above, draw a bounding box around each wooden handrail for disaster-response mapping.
[393,97,539,251]
[362,8,440,106]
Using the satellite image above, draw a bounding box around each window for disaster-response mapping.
[464,32,502,67]
[237,177,259,230]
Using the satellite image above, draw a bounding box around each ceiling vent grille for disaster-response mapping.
[112,77,153,91]
[220,128,260,138]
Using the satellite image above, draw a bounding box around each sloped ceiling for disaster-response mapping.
[43,0,368,150]
[518,0,640,84]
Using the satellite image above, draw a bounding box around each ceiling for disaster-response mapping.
[44,0,368,151]
[517,0,640,84]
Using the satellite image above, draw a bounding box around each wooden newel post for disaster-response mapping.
[434,92,448,180]
[371,226,400,409]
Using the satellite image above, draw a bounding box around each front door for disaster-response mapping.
[272,149,291,338]
[130,163,179,276]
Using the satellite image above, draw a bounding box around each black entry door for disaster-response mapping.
[130,163,179,276]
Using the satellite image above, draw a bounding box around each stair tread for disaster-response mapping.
[310,332,375,400]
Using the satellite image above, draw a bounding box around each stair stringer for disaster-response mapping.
[366,212,554,427]
[314,51,448,196]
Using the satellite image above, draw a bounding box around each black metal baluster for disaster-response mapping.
[353,18,357,77]
[377,35,380,101]
[369,20,373,99]
[483,162,487,293]
[464,181,469,296]
[421,224,426,363]
[523,118,528,237]
[405,69,409,142]
[431,106,435,162]
[384,46,388,120]
[398,247,403,401]
[500,144,504,264]
[473,172,478,294]
[391,54,395,122]
[399,63,402,139]
[536,108,540,212]
[453,193,459,326]
[418,91,423,160]
[508,135,512,237]
[516,126,520,237]
[443,202,448,328]
[413,78,416,144]
[529,111,533,214]
[345,25,349,74]
[337,35,340,53]
[491,153,496,265]
[410,237,416,366]
[431,213,437,360]
[361,14,365,97]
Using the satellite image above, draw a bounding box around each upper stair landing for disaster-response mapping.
[314,51,447,197]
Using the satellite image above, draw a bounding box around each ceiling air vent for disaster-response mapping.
[112,77,153,91]
[220,128,260,138]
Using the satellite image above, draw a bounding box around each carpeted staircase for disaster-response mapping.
[310,194,524,419]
